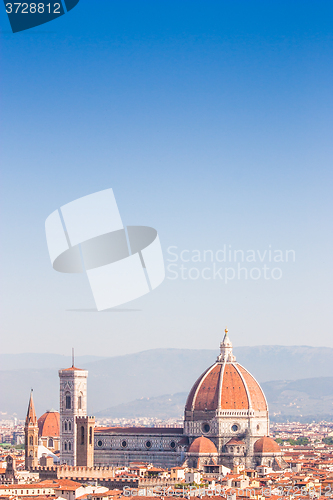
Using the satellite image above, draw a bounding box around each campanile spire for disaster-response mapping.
[24,390,38,470]
[26,389,37,425]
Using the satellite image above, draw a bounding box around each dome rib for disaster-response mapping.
[233,363,252,410]
[236,365,268,412]
[220,364,249,410]
[192,364,221,411]
[185,365,213,411]
[186,363,266,412]
[185,332,267,414]
[217,361,226,409]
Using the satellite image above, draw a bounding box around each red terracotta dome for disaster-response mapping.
[254,436,281,454]
[38,410,60,437]
[188,436,218,454]
[185,331,267,413]
[226,437,245,445]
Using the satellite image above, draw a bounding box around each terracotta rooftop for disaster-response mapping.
[60,366,84,371]
[254,436,281,454]
[185,334,267,413]
[226,437,245,445]
[188,436,218,454]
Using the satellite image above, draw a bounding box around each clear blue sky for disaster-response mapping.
[1,0,332,355]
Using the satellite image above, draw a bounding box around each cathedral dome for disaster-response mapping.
[38,410,60,437]
[185,330,267,413]
[188,436,218,454]
[253,436,281,454]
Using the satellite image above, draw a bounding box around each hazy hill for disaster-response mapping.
[96,378,333,422]
[96,392,188,419]
[1,346,333,418]
[262,377,333,420]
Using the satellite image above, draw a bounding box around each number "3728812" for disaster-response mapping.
[5,3,61,14]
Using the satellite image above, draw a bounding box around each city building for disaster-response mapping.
[24,329,285,472]
[93,329,285,469]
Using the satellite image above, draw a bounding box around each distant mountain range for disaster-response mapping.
[96,377,333,422]
[95,392,188,420]
[1,346,333,420]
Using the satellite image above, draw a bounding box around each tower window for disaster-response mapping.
[81,426,85,445]
[89,427,92,445]
[68,442,71,451]
[78,395,82,410]
[64,442,67,451]
[69,422,72,431]
[64,422,67,431]
[29,436,33,446]
[65,393,71,409]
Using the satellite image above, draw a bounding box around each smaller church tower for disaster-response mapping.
[24,390,38,470]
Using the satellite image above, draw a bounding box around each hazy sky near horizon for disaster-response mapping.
[1,1,332,356]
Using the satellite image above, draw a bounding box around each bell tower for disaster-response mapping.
[59,360,88,465]
[24,390,38,470]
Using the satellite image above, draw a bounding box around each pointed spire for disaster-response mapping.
[223,327,231,343]
[217,327,236,363]
[25,389,37,426]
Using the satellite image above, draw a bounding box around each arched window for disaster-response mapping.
[65,392,71,409]
[48,438,54,448]
[81,426,85,445]
[64,422,67,431]
[29,436,33,446]
[68,442,72,451]
[64,442,67,451]
[78,394,82,410]
[68,422,72,431]
[89,427,92,445]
